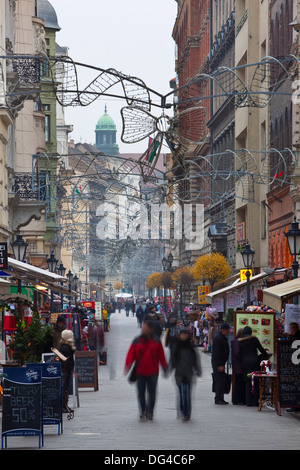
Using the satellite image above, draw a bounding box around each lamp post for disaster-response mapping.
[57,262,66,309]
[11,233,28,293]
[67,270,73,307]
[107,282,112,302]
[46,251,58,313]
[73,275,78,305]
[285,217,300,280]
[241,242,255,307]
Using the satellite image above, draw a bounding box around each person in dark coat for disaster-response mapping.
[211,323,230,405]
[136,304,144,328]
[59,329,76,412]
[231,328,245,405]
[238,326,269,407]
[170,327,202,421]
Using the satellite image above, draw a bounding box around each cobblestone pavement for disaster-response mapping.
[1,311,300,450]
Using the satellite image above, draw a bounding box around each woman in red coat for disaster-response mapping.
[125,320,167,421]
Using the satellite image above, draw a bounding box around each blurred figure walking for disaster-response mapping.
[124,320,167,421]
[169,327,202,421]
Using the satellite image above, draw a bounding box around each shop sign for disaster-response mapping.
[82,301,95,309]
[240,269,253,282]
[0,243,8,269]
[198,286,209,304]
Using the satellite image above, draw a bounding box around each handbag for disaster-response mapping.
[128,348,146,384]
[211,372,232,394]
[128,364,138,383]
[224,373,232,394]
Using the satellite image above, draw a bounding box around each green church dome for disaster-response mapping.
[96,106,117,131]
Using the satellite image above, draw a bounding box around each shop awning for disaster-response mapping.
[4,258,67,283]
[206,272,268,303]
[0,258,75,299]
[263,278,300,312]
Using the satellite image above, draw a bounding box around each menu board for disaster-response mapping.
[277,340,300,410]
[75,351,98,391]
[42,363,62,434]
[234,311,275,357]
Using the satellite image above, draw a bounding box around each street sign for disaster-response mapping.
[240,269,253,282]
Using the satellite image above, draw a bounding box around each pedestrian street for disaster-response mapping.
[2,311,300,451]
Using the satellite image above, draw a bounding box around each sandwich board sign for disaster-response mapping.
[1,364,43,449]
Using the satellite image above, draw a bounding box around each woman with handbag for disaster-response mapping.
[124,320,167,421]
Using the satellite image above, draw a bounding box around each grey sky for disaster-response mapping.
[50,0,177,154]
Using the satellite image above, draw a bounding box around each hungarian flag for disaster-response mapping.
[145,137,160,163]
[75,186,83,198]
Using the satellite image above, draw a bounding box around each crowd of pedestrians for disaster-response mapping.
[122,300,281,421]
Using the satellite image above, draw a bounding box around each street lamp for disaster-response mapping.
[67,270,74,307]
[46,251,58,274]
[57,262,66,277]
[11,233,28,293]
[57,262,66,309]
[47,251,58,313]
[167,253,174,270]
[241,242,255,307]
[11,233,28,262]
[285,217,300,280]
[162,257,167,271]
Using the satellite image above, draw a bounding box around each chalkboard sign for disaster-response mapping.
[42,363,62,435]
[75,351,98,391]
[1,365,43,449]
[277,340,300,412]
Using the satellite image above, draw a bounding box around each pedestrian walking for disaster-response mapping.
[194,316,200,345]
[124,320,167,421]
[136,303,144,328]
[125,301,130,317]
[169,327,202,421]
[238,326,269,407]
[211,323,230,405]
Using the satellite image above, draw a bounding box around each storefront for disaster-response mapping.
[206,272,269,313]
[263,278,300,312]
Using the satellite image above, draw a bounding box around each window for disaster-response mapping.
[44,105,51,142]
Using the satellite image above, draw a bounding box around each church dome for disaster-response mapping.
[96,106,117,131]
[38,0,61,31]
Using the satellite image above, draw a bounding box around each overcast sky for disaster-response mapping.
[50,0,178,154]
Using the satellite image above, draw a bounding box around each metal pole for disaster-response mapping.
[246,270,251,307]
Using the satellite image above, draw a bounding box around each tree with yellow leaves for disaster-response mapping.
[193,252,231,291]
[113,281,123,291]
[147,273,163,290]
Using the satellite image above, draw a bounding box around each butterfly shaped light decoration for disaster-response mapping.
[121,105,208,182]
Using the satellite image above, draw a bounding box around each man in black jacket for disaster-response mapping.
[212,323,230,405]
